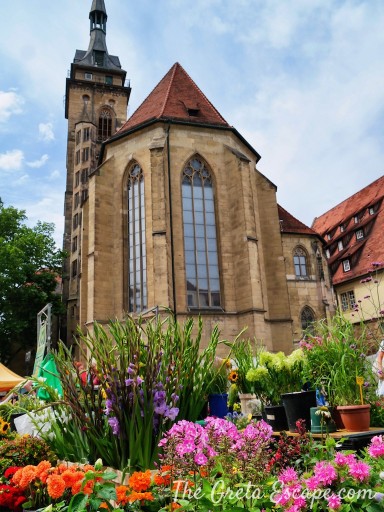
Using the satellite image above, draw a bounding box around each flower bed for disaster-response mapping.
[2,418,384,511]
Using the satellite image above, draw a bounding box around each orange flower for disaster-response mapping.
[82,479,95,495]
[116,485,130,505]
[127,491,154,503]
[57,463,71,473]
[18,466,38,489]
[71,479,85,495]
[171,503,182,510]
[11,468,23,486]
[172,479,194,491]
[99,503,109,509]
[37,460,52,475]
[128,470,151,492]
[61,469,80,487]
[82,464,95,472]
[47,474,66,499]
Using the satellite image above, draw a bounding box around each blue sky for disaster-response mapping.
[1,0,384,248]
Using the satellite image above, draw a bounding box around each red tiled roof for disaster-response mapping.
[278,204,319,236]
[117,62,230,134]
[312,175,384,285]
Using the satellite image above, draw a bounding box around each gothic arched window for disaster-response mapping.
[127,164,147,313]
[293,246,308,277]
[301,306,315,333]
[182,157,221,308]
[98,108,112,141]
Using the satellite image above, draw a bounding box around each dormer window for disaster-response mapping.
[338,240,343,251]
[325,249,330,259]
[343,259,351,272]
[93,50,104,67]
[354,215,359,224]
[369,206,375,215]
[327,233,332,241]
[356,229,364,240]
[340,225,344,233]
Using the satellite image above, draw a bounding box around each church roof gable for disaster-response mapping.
[118,62,230,133]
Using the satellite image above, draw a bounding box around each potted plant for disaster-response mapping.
[301,312,375,431]
[246,348,309,431]
[206,357,230,418]
[230,339,263,416]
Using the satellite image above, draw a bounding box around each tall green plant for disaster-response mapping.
[230,338,259,394]
[54,315,229,470]
[301,313,375,406]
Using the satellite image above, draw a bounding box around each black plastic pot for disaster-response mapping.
[262,404,288,431]
[281,390,317,432]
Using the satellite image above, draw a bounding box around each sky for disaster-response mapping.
[1,0,384,248]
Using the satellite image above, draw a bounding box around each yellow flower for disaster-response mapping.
[0,417,10,436]
[228,370,239,383]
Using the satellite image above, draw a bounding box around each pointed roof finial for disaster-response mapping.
[73,1,121,70]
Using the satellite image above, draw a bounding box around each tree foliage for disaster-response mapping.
[0,199,65,364]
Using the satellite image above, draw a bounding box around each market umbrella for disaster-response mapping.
[0,363,25,392]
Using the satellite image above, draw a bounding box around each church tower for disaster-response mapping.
[62,0,130,344]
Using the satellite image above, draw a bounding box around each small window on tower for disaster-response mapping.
[105,76,113,85]
[84,73,93,80]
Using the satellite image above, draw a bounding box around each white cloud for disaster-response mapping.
[14,174,29,185]
[49,169,60,179]
[38,122,55,141]
[0,149,24,170]
[26,154,49,168]
[0,91,24,122]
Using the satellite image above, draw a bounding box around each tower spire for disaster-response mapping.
[74,0,120,70]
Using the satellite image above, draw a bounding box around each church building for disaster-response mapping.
[62,0,335,352]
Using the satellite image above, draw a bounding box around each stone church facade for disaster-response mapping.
[62,1,335,352]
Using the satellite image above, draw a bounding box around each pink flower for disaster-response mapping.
[274,488,292,506]
[334,452,356,466]
[327,493,342,510]
[368,435,384,458]
[194,452,208,465]
[293,494,306,508]
[348,461,370,482]
[279,467,298,484]
[313,461,338,486]
[305,475,321,491]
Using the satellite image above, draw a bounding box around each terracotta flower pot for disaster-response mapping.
[336,404,371,432]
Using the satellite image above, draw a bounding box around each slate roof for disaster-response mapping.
[312,175,384,285]
[278,204,319,236]
[118,62,230,134]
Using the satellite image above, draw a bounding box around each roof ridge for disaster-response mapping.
[159,62,179,117]
[315,174,384,222]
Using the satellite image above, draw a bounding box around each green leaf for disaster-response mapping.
[97,485,117,500]
[68,492,88,512]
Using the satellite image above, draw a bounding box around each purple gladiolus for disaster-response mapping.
[104,399,113,415]
[165,407,179,421]
[108,416,120,435]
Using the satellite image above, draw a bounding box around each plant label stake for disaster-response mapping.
[356,376,364,404]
